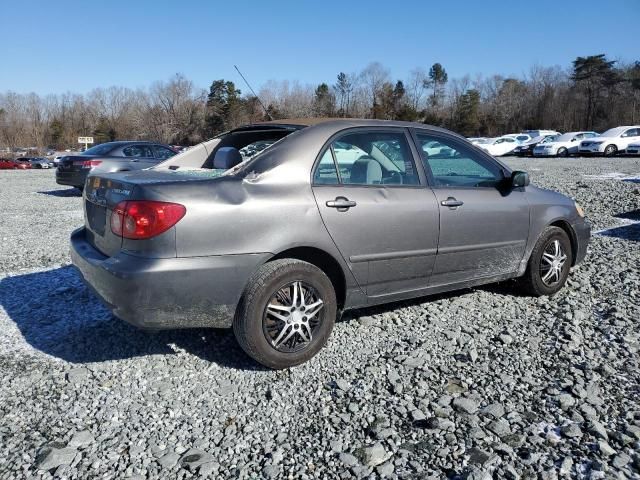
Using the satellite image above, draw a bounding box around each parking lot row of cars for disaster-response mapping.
[469,125,640,157]
[0,157,54,169]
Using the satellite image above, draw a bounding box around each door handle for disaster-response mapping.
[441,197,464,208]
[326,197,357,211]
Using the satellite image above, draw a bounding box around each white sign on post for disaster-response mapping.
[78,136,94,151]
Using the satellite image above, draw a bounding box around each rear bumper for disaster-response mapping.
[572,219,591,266]
[56,169,88,187]
[70,227,270,329]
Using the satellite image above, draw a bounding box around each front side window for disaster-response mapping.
[415,132,503,188]
[622,128,639,138]
[316,130,420,186]
[123,145,154,158]
[153,145,177,160]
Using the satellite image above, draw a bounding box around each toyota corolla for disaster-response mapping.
[70,119,590,369]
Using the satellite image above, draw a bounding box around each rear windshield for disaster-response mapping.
[82,144,115,156]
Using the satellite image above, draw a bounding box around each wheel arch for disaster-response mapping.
[267,246,347,308]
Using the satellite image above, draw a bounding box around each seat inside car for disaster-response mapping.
[213,147,243,170]
[350,156,382,184]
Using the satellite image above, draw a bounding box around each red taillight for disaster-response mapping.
[110,201,186,240]
[77,160,102,168]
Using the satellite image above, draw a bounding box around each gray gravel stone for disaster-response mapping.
[453,396,479,414]
[35,445,77,471]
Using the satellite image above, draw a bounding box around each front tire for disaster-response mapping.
[557,147,569,157]
[233,259,337,369]
[603,144,617,157]
[517,226,573,296]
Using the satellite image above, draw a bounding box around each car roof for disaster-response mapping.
[240,117,459,137]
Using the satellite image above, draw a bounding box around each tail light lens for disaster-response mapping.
[110,201,186,239]
[75,160,102,168]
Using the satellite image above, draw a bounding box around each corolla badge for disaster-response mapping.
[112,189,131,195]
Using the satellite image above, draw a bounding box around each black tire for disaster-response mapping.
[517,226,573,296]
[603,144,617,157]
[233,259,337,369]
[557,147,569,157]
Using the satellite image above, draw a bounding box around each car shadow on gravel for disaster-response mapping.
[0,266,262,370]
[37,188,82,197]
[597,210,640,242]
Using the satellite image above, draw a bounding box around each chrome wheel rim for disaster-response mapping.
[540,239,568,286]
[262,281,324,353]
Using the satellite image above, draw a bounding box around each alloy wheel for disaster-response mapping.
[539,239,568,286]
[262,281,324,353]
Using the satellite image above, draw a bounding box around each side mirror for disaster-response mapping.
[511,170,530,188]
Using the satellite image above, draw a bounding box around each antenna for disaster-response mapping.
[234,65,273,121]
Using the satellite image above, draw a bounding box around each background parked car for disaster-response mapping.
[578,126,640,156]
[0,158,18,169]
[477,136,520,156]
[22,157,51,169]
[56,141,178,191]
[502,133,533,143]
[14,158,33,169]
[533,131,598,157]
[0,158,30,169]
[625,141,640,155]
[512,134,560,157]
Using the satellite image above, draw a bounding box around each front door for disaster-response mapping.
[412,130,530,286]
[312,128,439,298]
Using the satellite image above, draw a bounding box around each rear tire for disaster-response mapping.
[603,144,617,157]
[517,226,573,296]
[233,259,337,369]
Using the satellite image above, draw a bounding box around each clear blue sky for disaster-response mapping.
[2,0,638,94]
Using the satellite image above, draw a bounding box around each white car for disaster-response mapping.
[578,126,640,156]
[422,140,456,157]
[477,136,520,156]
[626,141,640,155]
[533,131,598,157]
[502,133,533,144]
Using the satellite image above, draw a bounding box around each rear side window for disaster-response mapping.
[123,145,154,158]
[415,132,502,188]
[313,149,340,184]
[314,130,420,186]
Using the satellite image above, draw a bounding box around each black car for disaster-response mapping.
[512,135,560,157]
[55,141,177,191]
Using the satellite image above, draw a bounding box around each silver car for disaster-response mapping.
[71,119,590,369]
[55,141,178,191]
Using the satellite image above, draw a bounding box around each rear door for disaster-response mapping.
[121,144,158,168]
[411,129,530,286]
[312,128,439,298]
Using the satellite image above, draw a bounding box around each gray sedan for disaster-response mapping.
[70,119,590,369]
[55,141,177,191]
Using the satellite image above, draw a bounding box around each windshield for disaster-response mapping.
[82,143,115,156]
[553,133,577,142]
[540,135,559,144]
[600,128,624,137]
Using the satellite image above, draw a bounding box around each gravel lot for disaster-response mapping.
[1,158,639,479]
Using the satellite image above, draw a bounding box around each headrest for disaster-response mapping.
[350,156,382,185]
[213,147,242,170]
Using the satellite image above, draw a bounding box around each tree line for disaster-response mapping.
[1,54,638,151]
